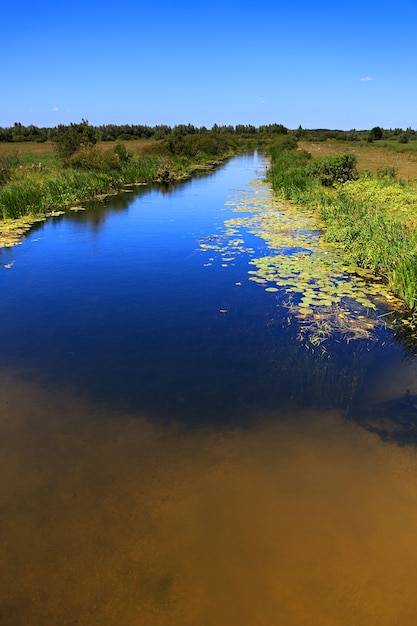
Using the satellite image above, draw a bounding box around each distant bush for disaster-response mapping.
[54,120,98,161]
[346,130,360,142]
[307,153,359,186]
[113,142,131,164]
[164,132,235,159]
[269,135,298,152]
[69,143,131,172]
[398,132,409,144]
[367,126,383,142]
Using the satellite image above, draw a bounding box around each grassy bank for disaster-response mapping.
[268,138,417,313]
[0,134,241,246]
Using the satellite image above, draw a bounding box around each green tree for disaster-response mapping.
[367,126,383,142]
[53,119,98,161]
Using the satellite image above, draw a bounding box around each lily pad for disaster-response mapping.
[198,167,401,347]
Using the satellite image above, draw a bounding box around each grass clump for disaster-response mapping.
[268,142,313,201]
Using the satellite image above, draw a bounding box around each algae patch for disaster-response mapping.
[0,215,48,248]
[199,175,404,348]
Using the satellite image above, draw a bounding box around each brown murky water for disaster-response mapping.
[2,372,417,625]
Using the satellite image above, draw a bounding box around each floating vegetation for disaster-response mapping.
[199,173,405,348]
[0,214,47,248]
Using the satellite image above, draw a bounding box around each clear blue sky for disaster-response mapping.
[2,0,416,130]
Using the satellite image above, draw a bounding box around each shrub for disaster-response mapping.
[54,120,98,161]
[113,142,131,165]
[367,126,383,142]
[307,153,358,186]
[269,135,298,152]
[69,144,130,173]
[347,130,360,142]
[163,132,235,159]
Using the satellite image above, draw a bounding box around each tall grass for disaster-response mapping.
[378,139,417,154]
[0,182,44,218]
[268,148,314,200]
[268,143,417,311]
[318,186,417,309]
[0,146,232,221]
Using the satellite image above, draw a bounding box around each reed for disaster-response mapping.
[268,144,417,311]
[268,148,314,200]
[317,187,417,309]
[0,182,44,218]
[0,150,228,222]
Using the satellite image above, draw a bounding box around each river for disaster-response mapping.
[1,151,417,625]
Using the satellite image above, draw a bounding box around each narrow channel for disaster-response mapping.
[1,151,417,625]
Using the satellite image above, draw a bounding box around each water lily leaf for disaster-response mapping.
[199,171,401,346]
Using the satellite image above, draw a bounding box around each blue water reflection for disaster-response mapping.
[0,152,406,423]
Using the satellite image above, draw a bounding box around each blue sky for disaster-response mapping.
[2,0,416,130]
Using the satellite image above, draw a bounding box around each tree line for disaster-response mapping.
[0,122,288,143]
[0,122,416,144]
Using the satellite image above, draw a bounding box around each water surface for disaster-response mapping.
[1,152,417,624]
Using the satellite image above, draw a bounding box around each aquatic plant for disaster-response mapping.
[199,177,401,349]
[268,144,417,314]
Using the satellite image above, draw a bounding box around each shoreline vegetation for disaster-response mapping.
[0,122,261,247]
[1,121,417,324]
[267,135,417,341]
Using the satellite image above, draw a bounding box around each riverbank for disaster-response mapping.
[0,139,240,248]
[267,140,417,325]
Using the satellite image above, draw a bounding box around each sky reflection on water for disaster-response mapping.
[0,152,411,425]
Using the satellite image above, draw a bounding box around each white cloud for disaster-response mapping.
[360,77,373,82]
[51,107,59,111]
